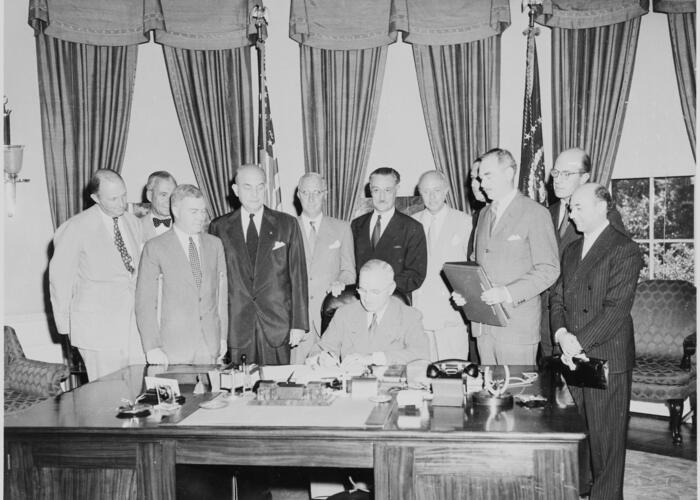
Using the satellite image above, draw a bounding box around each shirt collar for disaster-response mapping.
[173,224,199,245]
[372,206,395,222]
[492,188,518,212]
[583,220,610,247]
[301,212,323,229]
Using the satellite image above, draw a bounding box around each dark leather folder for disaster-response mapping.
[442,262,510,327]
[554,355,609,390]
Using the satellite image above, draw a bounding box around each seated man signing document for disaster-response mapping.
[307,259,429,370]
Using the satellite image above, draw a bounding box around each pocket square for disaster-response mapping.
[507,234,522,241]
[273,241,286,250]
[328,240,341,249]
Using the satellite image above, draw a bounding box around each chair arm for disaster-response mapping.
[6,359,70,397]
[680,333,696,371]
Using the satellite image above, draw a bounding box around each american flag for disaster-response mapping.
[258,80,282,211]
[517,20,547,206]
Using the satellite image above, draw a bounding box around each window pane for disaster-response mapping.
[637,242,650,281]
[612,178,649,239]
[652,242,694,282]
[653,176,694,239]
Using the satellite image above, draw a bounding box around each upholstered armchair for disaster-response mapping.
[4,325,70,414]
[630,280,696,445]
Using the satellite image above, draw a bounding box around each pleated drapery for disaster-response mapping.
[300,45,388,221]
[35,33,138,229]
[163,46,255,218]
[412,37,501,213]
[551,18,642,186]
[666,11,696,159]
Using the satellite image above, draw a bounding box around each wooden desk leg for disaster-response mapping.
[137,441,176,499]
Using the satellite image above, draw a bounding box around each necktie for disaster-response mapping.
[489,202,499,237]
[368,313,378,336]
[371,215,382,249]
[246,213,258,268]
[113,217,135,273]
[308,220,317,255]
[153,217,171,228]
[188,237,202,288]
[427,216,437,255]
[559,203,570,237]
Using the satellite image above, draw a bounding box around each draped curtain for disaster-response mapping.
[34,32,138,229]
[654,0,696,159]
[541,1,647,186]
[412,37,501,213]
[163,47,255,217]
[300,46,388,220]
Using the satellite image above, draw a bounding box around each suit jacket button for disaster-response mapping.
[587,285,592,291]
[485,249,490,253]
[583,308,588,313]
[252,296,256,302]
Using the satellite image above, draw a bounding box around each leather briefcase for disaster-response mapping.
[554,355,609,390]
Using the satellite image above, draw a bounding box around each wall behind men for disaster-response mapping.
[2,0,693,361]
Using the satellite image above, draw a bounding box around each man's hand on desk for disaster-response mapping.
[306,350,341,367]
[480,286,510,305]
[289,329,305,347]
[146,348,169,365]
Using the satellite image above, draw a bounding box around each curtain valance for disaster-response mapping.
[653,0,696,13]
[289,0,510,50]
[28,0,257,49]
[536,0,649,29]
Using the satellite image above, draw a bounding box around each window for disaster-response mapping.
[611,176,694,282]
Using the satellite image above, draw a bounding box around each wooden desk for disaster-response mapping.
[5,365,586,499]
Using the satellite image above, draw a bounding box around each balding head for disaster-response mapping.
[569,183,610,235]
[553,148,592,200]
[88,169,127,217]
[358,259,396,313]
[418,170,449,214]
[233,164,267,213]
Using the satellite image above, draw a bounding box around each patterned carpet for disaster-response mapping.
[624,450,697,499]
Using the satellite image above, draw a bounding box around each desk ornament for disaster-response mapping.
[472,365,514,410]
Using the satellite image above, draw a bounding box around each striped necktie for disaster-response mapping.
[188,237,202,288]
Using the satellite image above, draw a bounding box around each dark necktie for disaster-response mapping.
[371,215,382,249]
[188,237,202,288]
[113,217,134,273]
[153,217,171,228]
[246,213,258,268]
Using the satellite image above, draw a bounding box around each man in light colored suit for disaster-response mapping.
[140,171,177,241]
[455,148,559,365]
[551,183,641,499]
[293,172,356,364]
[308,259,428,370]
[136,185,228,365]
[412,170,472,360]
[49,169,144,381]
[209,164,308,366]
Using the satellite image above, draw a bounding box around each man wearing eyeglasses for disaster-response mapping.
[351,167,427,300]
[307,259,428,370]
[542,148,627,357]
[293,172,356,364]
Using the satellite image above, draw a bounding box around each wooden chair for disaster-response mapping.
[4,325,70,414]
[630,280,696,445]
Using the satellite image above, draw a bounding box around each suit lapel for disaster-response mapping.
[357,212,372,249]
[297,217,312,263]
[491,195,522,239]
[256,207,277,279]
[571,226,616,284]
[375,213,400,251]
[227,210,254,290]
[311,217,332,263]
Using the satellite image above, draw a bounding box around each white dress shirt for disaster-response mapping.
[301,213,323,239]
[241,207,263,242]
[369,207,395,240]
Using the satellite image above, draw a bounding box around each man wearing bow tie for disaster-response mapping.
[141,171,177,241]
[136,185,228,365]
[209,164,308,365]
[49,170,144,380]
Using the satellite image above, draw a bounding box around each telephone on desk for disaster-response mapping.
[426,359,480,379]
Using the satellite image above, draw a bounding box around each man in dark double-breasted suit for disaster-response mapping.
[210,165,308,365]
[550,183,642,500]
[351,167,427,300]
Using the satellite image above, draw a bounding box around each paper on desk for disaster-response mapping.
[177,394,378,428]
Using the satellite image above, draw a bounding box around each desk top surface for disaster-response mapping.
[5,364,586,441]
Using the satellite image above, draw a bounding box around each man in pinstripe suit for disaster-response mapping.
[550,183,642,500]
